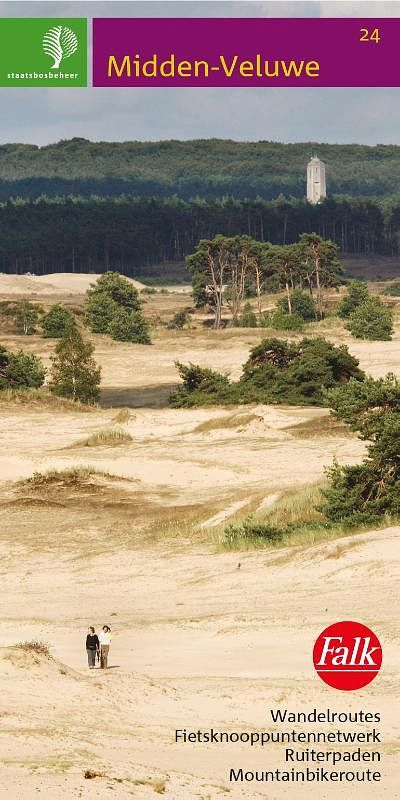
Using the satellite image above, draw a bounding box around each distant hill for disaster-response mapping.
[2,138,400,200]
[1,139,400,277]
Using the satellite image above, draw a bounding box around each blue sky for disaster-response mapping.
[1,1,400,145]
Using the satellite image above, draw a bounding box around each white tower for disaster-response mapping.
[307,155,326,204]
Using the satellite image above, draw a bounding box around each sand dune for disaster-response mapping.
[0,527,398,798]
[0,272,146,296]
[0,278,399,797]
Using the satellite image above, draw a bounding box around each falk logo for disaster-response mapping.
[313,620,382,691]
[42,25,78,69]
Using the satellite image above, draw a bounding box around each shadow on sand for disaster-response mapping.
[101,384,179,409]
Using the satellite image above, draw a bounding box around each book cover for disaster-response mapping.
[0,2,398,798]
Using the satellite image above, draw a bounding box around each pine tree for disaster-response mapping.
[298,233,342,318]
[337,280,369,318]
[49,322,101,404]
[320,374,400,523]
[346,296,393,341]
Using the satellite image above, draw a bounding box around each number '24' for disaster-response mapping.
[360,28,380,43]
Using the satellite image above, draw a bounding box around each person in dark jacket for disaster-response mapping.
[86,626,100,669]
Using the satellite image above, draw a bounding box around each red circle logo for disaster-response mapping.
[313,620,382,690]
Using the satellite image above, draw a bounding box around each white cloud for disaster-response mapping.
[1,1,399,145]
[2,84,400,146]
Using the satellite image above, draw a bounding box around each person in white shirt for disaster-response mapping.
[98,625,111,669]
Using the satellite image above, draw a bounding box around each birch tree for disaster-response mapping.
[50,321,101,404]
[14,301,40,336]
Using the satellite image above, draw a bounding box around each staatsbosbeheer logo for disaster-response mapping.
[43,26,78,69]
[313,620,382,691]
[0,18,87,86]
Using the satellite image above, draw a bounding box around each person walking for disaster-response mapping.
[86,626,100,669]
[99,625,111,669]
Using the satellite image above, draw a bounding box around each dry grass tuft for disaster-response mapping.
[73,428,133,448]
[23,466,118,488]
[219,484,327,552]
[260,484,326,531]
[153,780,167,794]
[15,640,51,657]
[132,778,167,794]
[286,415,351,439]
[219,483,397,554]
[0,388,95,412]
[325,540,362,559]
[112,408,132,423]
[84,769,106,780]
[194,411,259,434]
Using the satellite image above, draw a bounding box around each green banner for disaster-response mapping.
[0,18,87,86]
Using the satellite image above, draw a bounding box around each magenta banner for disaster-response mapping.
[92,17,400,87]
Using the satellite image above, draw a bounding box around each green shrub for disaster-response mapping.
[319,460,394,526]
[167,309,190,330]
[242,337,299,373]
[41,304,75,338]
[262,308,304,331]
[169,362,237,407]
[85,271,150,343]
[233,302,258,328]
[0,346,46,389]
[337,280,369,318]
[278,289,316,321]
[346,296,393,340]
[240,337,364,406]
[107,308,151,344]
[319,374,400,523]
[87,271,141,311]
[84,293,118,333]
[223,517,284,549]
[170,337,364,408]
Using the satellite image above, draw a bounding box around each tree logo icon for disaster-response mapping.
[43,25,78,69]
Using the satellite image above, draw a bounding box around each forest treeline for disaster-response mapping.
[3,138,400,200]
[1,195,399,275]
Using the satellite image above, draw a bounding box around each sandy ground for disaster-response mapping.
[0,277,399,798]
[0,527,399,800]
[0,272,146,296]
